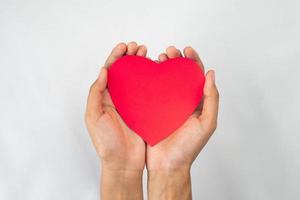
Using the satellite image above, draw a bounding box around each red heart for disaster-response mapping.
[107,55,205,146]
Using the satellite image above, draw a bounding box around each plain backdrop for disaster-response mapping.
[1,0,299,199]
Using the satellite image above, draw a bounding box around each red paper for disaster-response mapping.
[108,55,205,146]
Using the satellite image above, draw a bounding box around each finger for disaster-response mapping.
[126,41,139,55]
[136,45,147,56]
[183,46,204,72]
[85,67,108,121]
[166,46,182,58]
[158,53,168,62]
[199,70,219,133]
[104,42,127,68]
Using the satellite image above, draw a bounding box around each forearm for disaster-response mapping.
[101,166,143,200]
[147,167,192,200]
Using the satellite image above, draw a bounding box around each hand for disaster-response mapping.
[146,46,219,200]
[85,42,147,200]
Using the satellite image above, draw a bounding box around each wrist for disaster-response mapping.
[101,165,144,180]
[147,167,192,200]
[101,157,145,171]
[101,165,143,200]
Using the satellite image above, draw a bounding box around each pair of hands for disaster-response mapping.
[85,42,219,200]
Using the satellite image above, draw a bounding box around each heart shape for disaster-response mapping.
[107,55,205,146]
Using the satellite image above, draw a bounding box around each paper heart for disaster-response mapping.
[107,55,205,146]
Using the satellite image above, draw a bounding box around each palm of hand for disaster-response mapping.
[85,42,148,171]
[86,43,218,172]
[146,46,218,170]
[88,89,145,171]
[147,113,212,170]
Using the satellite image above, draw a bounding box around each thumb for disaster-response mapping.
[85,67,108,122]
[199,70,219,133]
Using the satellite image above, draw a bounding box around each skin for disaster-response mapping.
[85,42,147,200]
[85,42,219,200]
[147,46,219,200]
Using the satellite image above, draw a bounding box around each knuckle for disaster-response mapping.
[116,42,126,48]
[128,41,137,46]
[211,121,217,132]
[139,45,147,51]
[166,45,176,51]
[212,87,219,99]
[206,86,219,98]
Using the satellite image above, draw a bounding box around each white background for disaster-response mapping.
[1,0,299,199]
